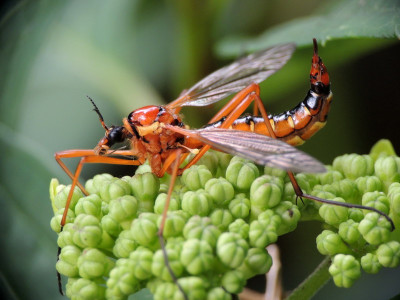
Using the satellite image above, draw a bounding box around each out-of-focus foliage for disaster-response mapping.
[0,0,399,299]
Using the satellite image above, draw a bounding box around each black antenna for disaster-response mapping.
[86,96,109,132]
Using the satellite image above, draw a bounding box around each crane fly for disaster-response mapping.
[54,39,394,296]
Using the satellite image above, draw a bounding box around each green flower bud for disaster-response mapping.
[68,278,106,300]
[72,214,103,248]
[338,219,361,244]
[129,246,154,280]
[65,278,77,299]
[318,170,344,185]
[152,248,184,281]
[215,151,232,169]
[154,282,177,300]
[258,210,282,228]
[221,270,246,294]
[319,197,349,227]
[329,254,361,288]
[264,165,287,179]
[75,194,103,220]
[108,195,138,229]
[348,208,364,222]
[158,211,187,238]
[374,156,400,190]
[229,219,250,239]
[98,230,115,252]
[297,173,319,190]
[174,276,207,300]
[154,193,180,214]
[181,190,213,216]
[250,175,283,218]
[361,253,382,274]
[113,229,137,258]
[56,245,81,277]
[330,179,359,204]
[146,278,164,295]
[197,151,219,176]
[134,163,152,175]
[310,187,336,201]
[237,247,272,279]
[138,202,157,215]
[101,215,122,238]
[57,223,75,248]
[314,184,337,196]
[49,178,60,214]
[106,265,139,298]
[333,154,374,179]
[182,165,213,190]
[53,184,83,212]
[226,160,259,192]
[85,173,114,195]
[377,241,400,268]
[165,237,185,255]
[369,139,397,160]
[205,178,235,207]
[99,178,131,202]
[282,181,296,203]
[210,209,233,231]
[355,176,383,194]
[77,248,114,279]
[388,182,400,215]
[273,201,300,235]
[217,232,249,268]
[183,216,221,248]
[249,220,277,248]
[181,239,213,275]
[361,191,390,215]
[316,230,349,256]
[131,213,159,248]
[228,193,250,219]
[126,173,160,202]
[206,287,231,300]
[101,201,109,215]
[359,213,391,245]
[51,208,75,233]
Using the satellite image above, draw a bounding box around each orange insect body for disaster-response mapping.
[113,40,332,176]
[126,106,185,175]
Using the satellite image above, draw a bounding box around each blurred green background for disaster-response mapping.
[0,0,399,299]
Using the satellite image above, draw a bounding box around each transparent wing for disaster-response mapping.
[167,43,296,109]
[193,128,326,174]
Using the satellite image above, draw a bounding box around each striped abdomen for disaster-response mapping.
[206,89,333,146]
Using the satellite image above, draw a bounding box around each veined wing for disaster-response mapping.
[193,128,326,174]
[167,43,296,109]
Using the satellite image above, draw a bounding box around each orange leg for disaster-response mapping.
[55,149,141,227]
[155,149,188,299]
[180,83,275,172]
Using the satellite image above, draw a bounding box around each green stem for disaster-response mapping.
[286,256,331,300]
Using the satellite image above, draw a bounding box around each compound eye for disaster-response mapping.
[108,127,125,144]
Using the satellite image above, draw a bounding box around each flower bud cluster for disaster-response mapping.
[50,140,400,298]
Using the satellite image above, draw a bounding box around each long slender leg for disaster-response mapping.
[55,150,142,294]
[156,149,188,300]
[179,85,266,172]
[55,150,141,227]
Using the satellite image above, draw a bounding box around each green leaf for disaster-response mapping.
[217,0,400,56]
